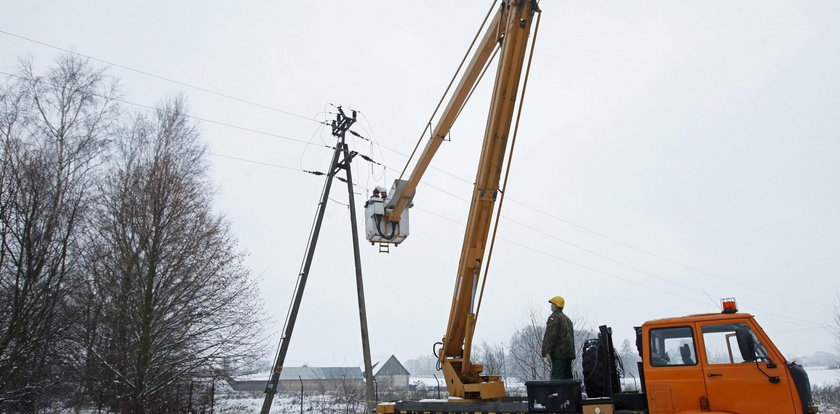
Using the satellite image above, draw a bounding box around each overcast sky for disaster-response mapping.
[2,0,839,370]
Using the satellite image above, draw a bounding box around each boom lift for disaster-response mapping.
[365,0,541,400]
[366,2,820,414]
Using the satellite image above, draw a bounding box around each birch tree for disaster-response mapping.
[0,56,117,411]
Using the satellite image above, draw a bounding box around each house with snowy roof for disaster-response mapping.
[374,355,410,389]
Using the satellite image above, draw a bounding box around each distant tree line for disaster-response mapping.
[0,56,263,413]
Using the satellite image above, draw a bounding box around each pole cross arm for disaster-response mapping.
[331,107,357,137]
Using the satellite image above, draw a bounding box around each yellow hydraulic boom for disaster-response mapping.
[365,0,540,400]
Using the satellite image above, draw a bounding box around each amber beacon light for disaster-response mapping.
[721,297,738,314]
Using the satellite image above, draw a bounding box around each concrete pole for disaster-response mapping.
[342,143,377,411]
[260,144,343,414]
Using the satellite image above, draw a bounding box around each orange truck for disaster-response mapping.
[628,301,818,414]
[383,300,819,414]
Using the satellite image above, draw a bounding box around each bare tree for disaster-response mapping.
[0,56,118,411]
[474,341,507,382]
[81,97,263,412]
[508,308,594,382]
[833,294,840,365]
[332,375,365,414]
[508,310,551,381]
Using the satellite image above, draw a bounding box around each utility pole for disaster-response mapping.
[260,107,376,414]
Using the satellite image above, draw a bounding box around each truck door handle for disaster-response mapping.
[707,373,723,377]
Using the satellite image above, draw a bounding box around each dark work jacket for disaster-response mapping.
[542,308,575,359]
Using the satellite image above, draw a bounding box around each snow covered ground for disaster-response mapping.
[804,366,840,387]
[66,369,834,413]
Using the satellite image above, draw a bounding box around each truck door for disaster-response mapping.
[644,325,707,413]
[698,320,798,414]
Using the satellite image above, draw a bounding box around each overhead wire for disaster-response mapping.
[4,67,827,323]
[5,20,815,311]
[211,147,827,329]
[413,205,826,329]
[2,29,828,317]
[346,117,363,199]
[299,116,328,171]
[347,127,832,311]
[0,70,378,196]
[0,29,321,124]
[504,199,833,309]
[208,152,302,172]
[357,111,387,183]
[354,112,387,198]
[413,205,708,307]
[389,167,828,327]
[501,214,714,296]
[0,70,333,151]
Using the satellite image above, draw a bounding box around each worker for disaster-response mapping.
[542,296,575,380]
[374,185,386,199]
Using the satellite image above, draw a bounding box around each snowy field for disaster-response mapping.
[60,369,837,413]
[213,368,839,413]
[805,366,840,387]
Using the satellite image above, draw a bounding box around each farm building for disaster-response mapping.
[231,366,364,393]
[374,355,410,389]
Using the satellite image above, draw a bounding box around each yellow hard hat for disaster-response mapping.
[549,296,565,308]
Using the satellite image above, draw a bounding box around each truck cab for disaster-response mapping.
[641,309,817,414]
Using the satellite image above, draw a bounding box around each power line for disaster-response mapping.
[500,214,710,296]
[368,139,832,310]
[347,113,827,311]
[207,152,828,329]
[207,150,829,329]
[411,206,704,305]
[208,152,370,193]
[206,152,301,172]
[1,40,826,311]
[413,205,826,330]
[299,119,328,172]
[503,198,833,309]
[374,162,825,313]
[0,69,386,190]
[0,29,320,124]
[0,70,329,149]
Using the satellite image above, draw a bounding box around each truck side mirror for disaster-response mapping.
[735,326,756,362]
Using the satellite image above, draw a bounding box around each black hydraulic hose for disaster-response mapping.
[374,214,397,240]
[433,342,444,371]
